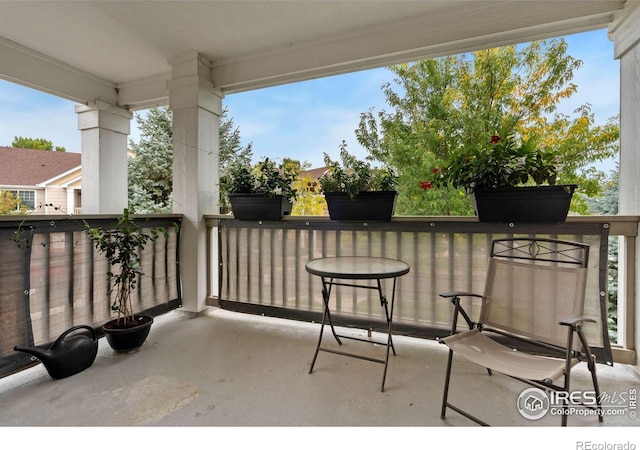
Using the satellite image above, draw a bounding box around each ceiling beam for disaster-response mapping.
[0,36,117,106]
[212,10,618,94]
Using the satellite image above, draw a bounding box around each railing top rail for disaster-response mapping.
[0,213,182,222]
[0,214,183,231]
[205,214,635,236]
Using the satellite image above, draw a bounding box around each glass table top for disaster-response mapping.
[305,256,410,279]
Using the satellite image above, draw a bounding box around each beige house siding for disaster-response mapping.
[40,187,68,214]
[0,148,82,215]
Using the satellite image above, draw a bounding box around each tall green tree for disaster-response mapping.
[357,40,619,215]
[128,108,174,213]
[127,106,253,213]
[219,108,253,172]
[11,136,66,152]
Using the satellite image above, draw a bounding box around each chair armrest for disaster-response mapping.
[559,317,599,365]
[559,317,597,327]
[439,292,483,299]
[440,292,482,331]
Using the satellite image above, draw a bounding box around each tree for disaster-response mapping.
[217,107,254,214]
[128,108,174,213]
[219,108,253,172]
[290,173,326,216]
[11,136,66,152]
[585,166,619,342]
[0,191,26,215]
[127,106,254,213]
[357,39,619,216]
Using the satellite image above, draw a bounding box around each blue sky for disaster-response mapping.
[0,28,619,171]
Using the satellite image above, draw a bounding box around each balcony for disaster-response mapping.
[0,214,638,433]
[1,307,638,431]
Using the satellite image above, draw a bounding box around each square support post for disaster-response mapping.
[76,101,132,214]
[169,52,223,314]
[611,4,640,372]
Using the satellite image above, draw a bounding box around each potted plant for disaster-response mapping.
[318,144,398,221]
[221,158,299,220]
[85,208,162,352]
[420,133,576,222]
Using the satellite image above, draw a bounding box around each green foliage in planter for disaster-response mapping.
[318,142,397,199]
[221,157,299,202]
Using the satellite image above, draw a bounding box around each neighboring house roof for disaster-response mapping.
[0,147,81,187]
[300,167,329,181]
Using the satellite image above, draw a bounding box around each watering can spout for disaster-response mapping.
[13,345,52,362]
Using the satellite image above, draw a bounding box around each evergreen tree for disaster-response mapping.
[585,166,619,342]
[585,166,618,215]
[128,106,253,213]
[219,108,253,171]
[128,107,174,213]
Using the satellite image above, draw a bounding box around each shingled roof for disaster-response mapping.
[0,147,81,186]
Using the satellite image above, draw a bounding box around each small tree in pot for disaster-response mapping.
[86,208,162,352]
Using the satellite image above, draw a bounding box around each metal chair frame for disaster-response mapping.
[439,238,603,426]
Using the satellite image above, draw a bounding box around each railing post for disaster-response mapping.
[618,235,637,358]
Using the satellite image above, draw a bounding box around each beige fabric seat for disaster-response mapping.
[442,328,580,383]
[439,238,604,426]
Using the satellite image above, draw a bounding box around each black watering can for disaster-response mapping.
[14,325,98,379]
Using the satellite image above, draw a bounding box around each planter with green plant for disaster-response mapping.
[85,208,163,352]
[221,158,299,220]
[318,145,398,221]
[420,133,575,222]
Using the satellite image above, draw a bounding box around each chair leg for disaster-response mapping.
[561,374,571,426]
[440,349,454,419]
[588,355,604,423]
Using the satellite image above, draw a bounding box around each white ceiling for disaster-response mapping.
[0,1,632,110]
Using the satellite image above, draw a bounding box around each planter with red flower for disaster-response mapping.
[420,134,575,222]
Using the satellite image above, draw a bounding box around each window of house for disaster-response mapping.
[7,190,36,210]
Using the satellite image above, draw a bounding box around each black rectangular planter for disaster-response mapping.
[324,191,397,221]
[228,194,292,221]
[471,185,577,223]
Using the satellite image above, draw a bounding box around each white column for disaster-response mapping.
[75,101,132,214]
[168,52,222,314]
[611,3,640,372]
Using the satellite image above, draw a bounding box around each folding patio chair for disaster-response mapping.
[439,238,604,426]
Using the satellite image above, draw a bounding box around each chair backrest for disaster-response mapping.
[479,238,590,351]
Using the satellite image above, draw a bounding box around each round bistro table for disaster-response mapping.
[305,256,410,392]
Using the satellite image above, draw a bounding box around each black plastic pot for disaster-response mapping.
[228,194,292,220]
[324,191,397,221]
[102,315,153,353]
[471,185,577,223]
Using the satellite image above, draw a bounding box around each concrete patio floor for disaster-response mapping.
[1,307,638,442]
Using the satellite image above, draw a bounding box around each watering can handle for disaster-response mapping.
[54,325,97,346]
